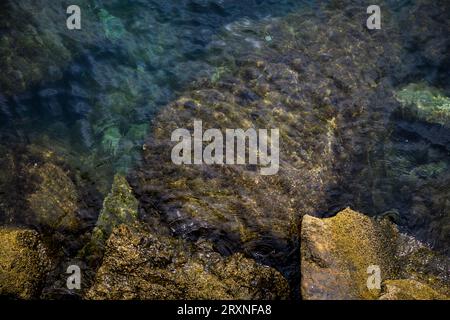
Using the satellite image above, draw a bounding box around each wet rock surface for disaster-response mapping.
[0,228,52,299]
[86,224,289,300]
[301,208,449,300]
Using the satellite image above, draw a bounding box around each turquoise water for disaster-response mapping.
[0,0,308,192]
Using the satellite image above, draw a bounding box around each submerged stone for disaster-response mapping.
[101,126,122,156]
[99,9,126,41]
[27,163,80,232]
[80,174,138,264]
[0,0,105,95]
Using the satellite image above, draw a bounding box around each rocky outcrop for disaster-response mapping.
[86,224,289,300]
[0,228,52,299]
[301,208,449,300]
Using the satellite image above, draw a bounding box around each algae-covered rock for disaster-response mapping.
[101,126,122,156]
[27,163,80,232]
[379,279,447,300]
[80,174,138,264]
[301,208,450,300]
[93,174,138,240]
[86,224,289,300]
[128,0,419,283]
[394,83,450,126]
[0,228,52,299]
[301,208,399,300]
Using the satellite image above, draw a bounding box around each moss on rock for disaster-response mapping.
[301,208,399,300]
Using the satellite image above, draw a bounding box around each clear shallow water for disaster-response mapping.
[0,0,449,298]
[0,0,308,192]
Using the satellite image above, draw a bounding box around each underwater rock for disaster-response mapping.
[0,228,52,299]
[0,142,102,234]
[394,83,450,127]
[27,162,80,232]
[86,224,289,300]
[80,174,138,263]
[128,1,418,290]
[300,208,449,300]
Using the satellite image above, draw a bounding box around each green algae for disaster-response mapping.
[395,83,450,126]
[101,127,122,156]
[410,161,447,179]
[99,9,126,42]
[96,174,139,236]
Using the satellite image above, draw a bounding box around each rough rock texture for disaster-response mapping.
[301,208,449,300]
[0,228,52,299]
[86,224,289,300]
[80,174,139,265]
[27,162,80,231]
[379,279,447,300]
[92,174,138,240]
[301,208,399,299]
